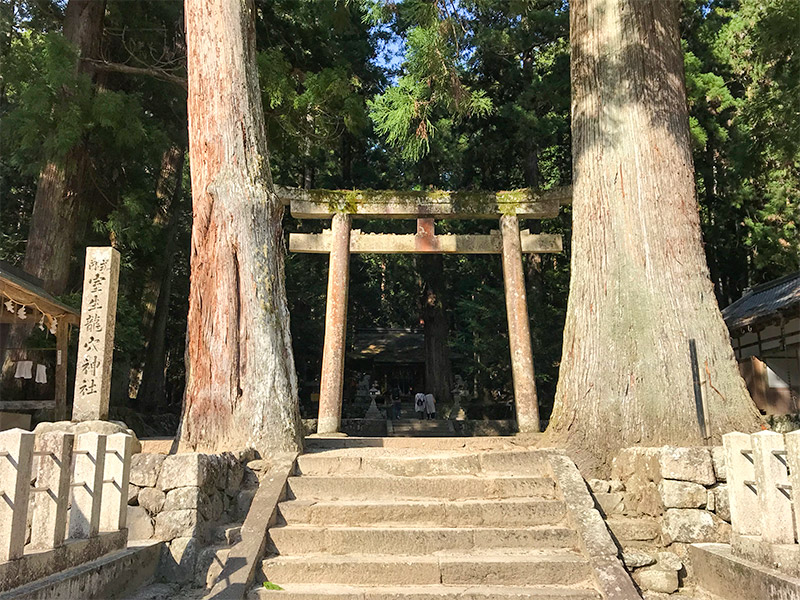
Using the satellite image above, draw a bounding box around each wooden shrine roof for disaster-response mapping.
[723,271,800,333]
[0,262,80,325]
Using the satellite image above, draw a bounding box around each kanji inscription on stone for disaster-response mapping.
[72,247,120,421]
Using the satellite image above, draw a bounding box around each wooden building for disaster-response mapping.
[723,271,800,414]
[0,263,80,427]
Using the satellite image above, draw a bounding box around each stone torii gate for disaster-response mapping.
[278,186,571,435]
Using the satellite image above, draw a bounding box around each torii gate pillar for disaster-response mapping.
[500,214,540,432]
[317,212,352,434]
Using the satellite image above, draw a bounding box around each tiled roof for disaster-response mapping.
[722,271,800,331]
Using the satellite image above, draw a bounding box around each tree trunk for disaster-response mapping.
[180,0,302,452]
[419,255,453,407]
[135,147,185,409]
[547,0,760,474]
[23,0,106,294]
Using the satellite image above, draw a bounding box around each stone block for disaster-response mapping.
[608,479,625,493]
[595,492,625,515]
[656,551,682,571]
[612,447,661,482]
[205,454,228,492]
[226,461,244,494]
[127,505,154,540]
[159,536,199,583]
[195,545,229,589]
[201,492,224,523]
[158,453,211,491]
[588,479,611,493]
[154,509,201,541]
[662,508,716,544]
[635,566,678,593]
[164,486,204,511]
[241,467,260,490]
[713,484,730,522]
[622,550,656,568]
[606,516,661,542]
[235,488,257,521]
[129,453,166,488]
[659,446,715,485]
[624,481,664,517]
[128,484,140,506]
[138,487,166,515]
[712,446,726,482]
[246,458,270,473]
[658,479,707,508]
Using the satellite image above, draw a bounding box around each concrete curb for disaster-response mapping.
[690,542,800,600]
[205,452,298,600]
[0,541,161,600]
[547,453,641,600]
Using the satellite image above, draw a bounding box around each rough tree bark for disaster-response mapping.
[547,0,760,473]
[180,0,302,452]
[23,0,106,294]
[419,255,453,406]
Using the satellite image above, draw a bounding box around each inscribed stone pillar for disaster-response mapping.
[499,214,540,433]
[69,432,107,539]
[317,213,352,434]
[100,433,133,532]
[0,429,34,561]
[72,246,120,421]
[30,431,74,549]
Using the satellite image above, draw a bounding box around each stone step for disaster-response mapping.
[249,583,602,600]
[303,435,532,451]
[268,525,580,555]
[278,498,566,528]
[286,474,557,501]
[392,420,453,428]
[295,449,552,477]
[260,552,593,587]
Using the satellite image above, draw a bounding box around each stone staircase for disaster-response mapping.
[390,418,456,437]
[247,440,628,599]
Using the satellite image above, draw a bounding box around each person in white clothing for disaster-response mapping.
[424,392,436,420]
[414,391,426,420]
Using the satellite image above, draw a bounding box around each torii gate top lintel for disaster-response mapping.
[276,185,572,220]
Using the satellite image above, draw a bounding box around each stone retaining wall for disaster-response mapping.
[589,446,730,595]
[126,448,257,581]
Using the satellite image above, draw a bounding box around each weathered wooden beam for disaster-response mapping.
[277,186,571,219]
[289,230,562,254]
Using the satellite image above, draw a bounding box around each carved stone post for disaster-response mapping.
[100,433,133,532]
[0,429,34,561]
[752,430,794,544]
[72,247,121,421]
[30,431,74,549]
[499,214,540,433]
[317,213,352,434]
[784,430,800,543]
[723,432,760,536]
[69,432,107,539]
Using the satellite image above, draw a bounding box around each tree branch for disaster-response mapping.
[84,59,187,90]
